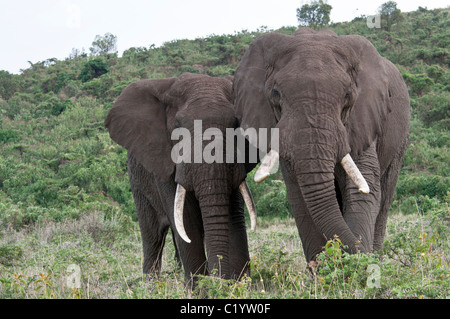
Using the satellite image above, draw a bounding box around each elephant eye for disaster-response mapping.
[272,89,281,103]
[271,90,282,122]
[345,92,352,99]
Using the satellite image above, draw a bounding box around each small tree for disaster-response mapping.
[89,33,118,56]
[296,0,333,29]
[379,1,403,31]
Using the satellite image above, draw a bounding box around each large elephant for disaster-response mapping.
[233,28,410,262]
[105,73,256,282]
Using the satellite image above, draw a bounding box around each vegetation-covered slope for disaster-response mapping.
[0,7,448,227]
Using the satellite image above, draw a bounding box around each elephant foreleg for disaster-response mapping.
[131,187,170,275]
[373,136,409,250]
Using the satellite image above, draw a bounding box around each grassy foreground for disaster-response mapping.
[0,206,448,299]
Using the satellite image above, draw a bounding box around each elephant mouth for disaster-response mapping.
[174,180,257,244]
[254,149,370,194]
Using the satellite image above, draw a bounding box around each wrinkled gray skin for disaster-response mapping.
[234,28,410,262]
[105,73,251,283]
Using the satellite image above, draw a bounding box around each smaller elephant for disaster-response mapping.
[105,73,256,283]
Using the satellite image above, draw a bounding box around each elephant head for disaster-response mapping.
[105,73,256,278]
[234,28,405,258]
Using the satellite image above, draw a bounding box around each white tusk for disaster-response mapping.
[254,149,279,183]
[174,184,191,243]
[340,154,370,194]
[239,181,257,231]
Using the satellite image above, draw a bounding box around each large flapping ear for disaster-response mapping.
[340,35,392,157]
[105,78,178,181]
[233,33,287,151]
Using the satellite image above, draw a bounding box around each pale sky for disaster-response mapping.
[0,0,448,74]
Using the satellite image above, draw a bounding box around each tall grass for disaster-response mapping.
[1,202,448,299]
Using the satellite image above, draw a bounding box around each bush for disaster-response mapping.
[396,174,449,201]
[0,129,19,144]
[412,92,450,127]
[0,71,21,100]
[82,75,114,98]
[247,169,291,219]
[382,209,450,270]
[427,64,445,80]
[0,245,23,266]
[33,95,72,117]
[402,71,434,96]
[5,94,34,120]
[51,100,72,116]
[391,194,444,215]
[311,237,382,295]
[79,58,109,83]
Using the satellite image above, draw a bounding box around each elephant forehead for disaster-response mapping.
[276,34,357,71]
[177,75,230,94]
[175,101,235,129]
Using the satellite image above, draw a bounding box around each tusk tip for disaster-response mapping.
[180,234,191,244]
[254,172,269,183]
[359,186,370,194]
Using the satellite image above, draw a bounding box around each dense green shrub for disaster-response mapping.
[411,92,449,128]
[396,174,449,201]
[0,70,21,100]
[0,245,23,266]
[79,58,109,83]
[247,169,292,219]
[402,71,434,96]
[81,74,114,98]
[0,129,19,144]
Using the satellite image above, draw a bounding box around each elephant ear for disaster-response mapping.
[341,35,392,157]
[233,33,285,149]
[105,78,178,181]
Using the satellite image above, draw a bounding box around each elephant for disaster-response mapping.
[104,73,257,283]
[233,28,410,263]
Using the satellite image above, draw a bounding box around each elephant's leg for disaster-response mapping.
[373,137,409,250]
[131,187,169,274]
[280,160,327,262]
[228,189,250,279]
[338,141,381,253]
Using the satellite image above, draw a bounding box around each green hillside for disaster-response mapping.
[0,5,448,300]
[1,6,448,227]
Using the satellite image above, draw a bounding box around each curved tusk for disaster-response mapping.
[340,154,370,194]
[174,184,191,243]
[239,181,257,231]
[254,149,279,183]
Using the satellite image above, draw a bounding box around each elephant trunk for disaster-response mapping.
[283,112,363,254]
[197,183,231,277]
[295,161,361,253]
[180,161,231,277]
